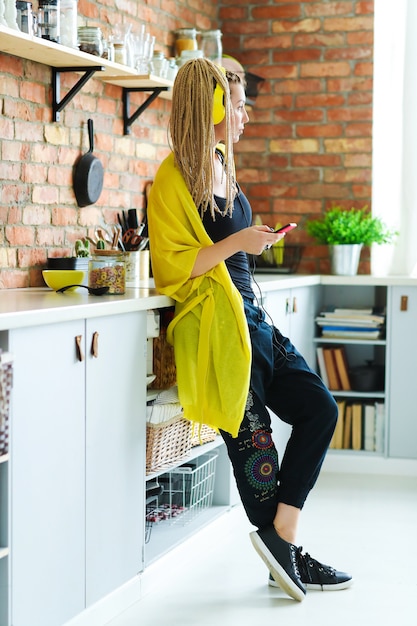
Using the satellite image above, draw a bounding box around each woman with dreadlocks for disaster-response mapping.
[148,58,352,601]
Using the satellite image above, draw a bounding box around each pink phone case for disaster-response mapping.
[275,222,297,234]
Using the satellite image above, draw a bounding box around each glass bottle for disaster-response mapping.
[59,0,77,48]
[200,29,222,66]
[16,1,34,35]
[174,28,197,57]
[38,0,60,43]
[89,251,126,295]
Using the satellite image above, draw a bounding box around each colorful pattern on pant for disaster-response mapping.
[243,390,279,493]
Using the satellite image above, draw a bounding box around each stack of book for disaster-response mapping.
[315,307,386,340]
[329,400,385,453]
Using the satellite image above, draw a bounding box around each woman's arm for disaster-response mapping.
[191,225,285,278]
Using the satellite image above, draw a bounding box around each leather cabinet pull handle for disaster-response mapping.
[91,331,99,358]
[75,335,84,362]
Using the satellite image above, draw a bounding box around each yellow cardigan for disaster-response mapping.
[148,152,251,437]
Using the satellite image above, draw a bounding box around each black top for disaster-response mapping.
[202,189,255,301]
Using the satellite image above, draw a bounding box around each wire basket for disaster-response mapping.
[0,352,13,457]
[254,245,303,273]
[158,451,218,525]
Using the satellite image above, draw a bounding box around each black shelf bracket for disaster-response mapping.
[123,86,169,135]
[52,65,105,121]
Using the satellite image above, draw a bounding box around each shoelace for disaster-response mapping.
[297,548,336,583]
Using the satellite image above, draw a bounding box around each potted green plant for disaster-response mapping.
[305,206,397,275]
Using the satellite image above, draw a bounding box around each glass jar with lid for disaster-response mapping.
[113,40,127,65]
[200,29,222,65]
[78,26,104,57]
[89,251,126,295]
[174,28,197,58]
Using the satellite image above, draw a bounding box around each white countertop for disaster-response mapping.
[0,284,172,330]
[1,273,417,331]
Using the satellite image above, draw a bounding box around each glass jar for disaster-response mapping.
[151,50,168,78]
[16,1,34,35]
[88,251,126,295]
[113,41,127,65]
[78,26,104,57]
[59,0,77,48]
[166,58,178,82]
[38,0,60,43]
[174,28,197,57]
[200,29,222,65]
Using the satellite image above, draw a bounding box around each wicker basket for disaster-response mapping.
[0,352,13,457]
[150,329,177,390]
[190,423,218,447]
[146,414,191,475]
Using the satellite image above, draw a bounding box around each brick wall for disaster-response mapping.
[0,0,374,287]
[221,0,374,274]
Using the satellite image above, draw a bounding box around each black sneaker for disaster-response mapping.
[268,548,353,591]
[250,527,306,602]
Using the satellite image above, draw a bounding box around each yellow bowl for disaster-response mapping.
[42,270,85,291]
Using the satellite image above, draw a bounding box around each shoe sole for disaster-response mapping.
[268,577,353,591]
[250,531,305,602]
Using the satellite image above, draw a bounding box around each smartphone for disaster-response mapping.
[275,222,297,234]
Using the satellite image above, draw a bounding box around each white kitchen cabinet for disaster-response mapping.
[8,311,147,626]
[262,285,318,368]
[9,319,86,626]
[387,286,417,459]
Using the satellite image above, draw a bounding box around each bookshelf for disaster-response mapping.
[315,284,388,456]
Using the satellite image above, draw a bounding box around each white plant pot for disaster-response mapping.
[330,244,363,276]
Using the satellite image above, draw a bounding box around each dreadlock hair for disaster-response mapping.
[169,58,237,218]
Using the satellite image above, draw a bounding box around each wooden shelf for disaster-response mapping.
[0,454,9,465]
[0,24,173,129]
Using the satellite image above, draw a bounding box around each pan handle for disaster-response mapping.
[87,118,94,153]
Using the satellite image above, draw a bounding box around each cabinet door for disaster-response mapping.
[264,286,317,368]
[387,286,417,459]
[285,286,317,369]
[9,321,85,626]
[85,311,147,605]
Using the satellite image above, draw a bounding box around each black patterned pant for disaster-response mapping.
[220,300,338,530]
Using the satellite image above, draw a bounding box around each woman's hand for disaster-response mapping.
[236,225,285,256]
[191,225,285,278]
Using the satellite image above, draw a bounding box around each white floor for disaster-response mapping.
[107,472,417,626]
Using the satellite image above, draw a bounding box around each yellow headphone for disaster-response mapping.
[212,66,226,125]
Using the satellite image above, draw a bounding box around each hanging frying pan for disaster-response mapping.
[73,118,104,207]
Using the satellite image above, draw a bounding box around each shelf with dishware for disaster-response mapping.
[0,24,173,128]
